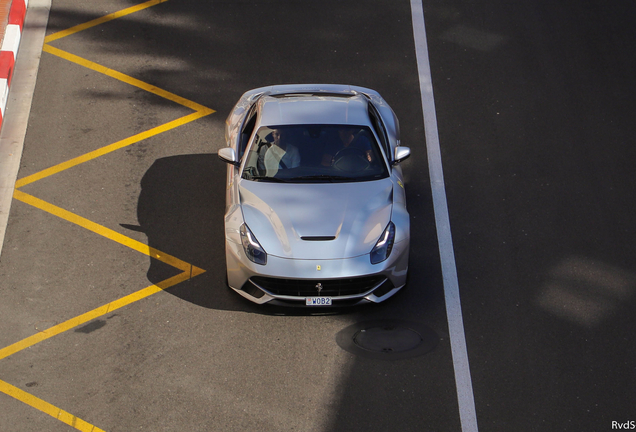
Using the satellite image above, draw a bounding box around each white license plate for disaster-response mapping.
[305,297,332,306]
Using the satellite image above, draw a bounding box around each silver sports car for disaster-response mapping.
[218,84,410,306]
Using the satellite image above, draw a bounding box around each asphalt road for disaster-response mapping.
[0,0,635,431]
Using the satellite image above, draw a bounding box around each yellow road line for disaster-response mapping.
[0,272,192,362]
[3,1,211,430]
[12,190,206,276]
[43,44,214,113]
[0,379,106,431]
[15,110,211,188]
[45,0,170,44]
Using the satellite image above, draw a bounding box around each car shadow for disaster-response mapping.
[130,153,365,316]
[130,153,247,311]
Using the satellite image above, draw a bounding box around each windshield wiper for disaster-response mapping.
[287,174,353,182]
[245,175,288,183]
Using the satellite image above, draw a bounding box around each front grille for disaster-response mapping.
[270,297,364,307]
[250,276,386,297]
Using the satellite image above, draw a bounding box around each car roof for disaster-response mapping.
[256,94,373,127]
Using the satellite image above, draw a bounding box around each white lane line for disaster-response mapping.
[410,1,479,431]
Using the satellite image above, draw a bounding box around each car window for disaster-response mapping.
[368,105,391,162]
[238,107,257,160]
[241,124,389,183]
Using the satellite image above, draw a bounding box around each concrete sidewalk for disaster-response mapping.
[0,0,28,126]
[0,0,46,259]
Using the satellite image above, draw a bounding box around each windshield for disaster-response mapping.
[241,125,389,183]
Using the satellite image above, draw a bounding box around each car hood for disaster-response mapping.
[239,179,393,259]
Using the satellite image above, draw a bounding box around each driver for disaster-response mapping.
[321,127,373,166]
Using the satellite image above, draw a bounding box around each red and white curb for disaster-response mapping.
[0,0,28,126]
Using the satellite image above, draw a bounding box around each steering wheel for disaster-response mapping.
[332,147,370,172]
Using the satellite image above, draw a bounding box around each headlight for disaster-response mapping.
[240,223,267,265]
[370,222,395,264]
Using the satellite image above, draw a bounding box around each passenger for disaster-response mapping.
[264,128,301,176]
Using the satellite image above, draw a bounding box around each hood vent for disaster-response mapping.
[301,236,336,241]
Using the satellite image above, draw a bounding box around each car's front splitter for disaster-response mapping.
[225,238,409,306]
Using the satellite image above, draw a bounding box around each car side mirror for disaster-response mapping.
[218,147,240,166]
[393,146,411,165]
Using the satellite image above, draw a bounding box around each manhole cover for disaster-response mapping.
[336,319,439,360]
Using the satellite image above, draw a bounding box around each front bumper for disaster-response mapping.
[225,237,409,306]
